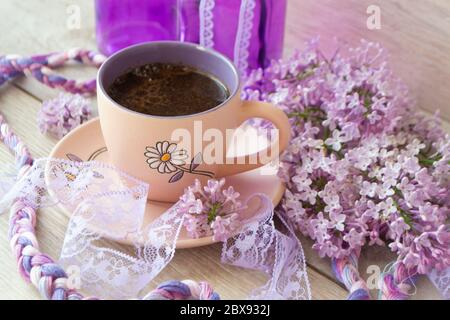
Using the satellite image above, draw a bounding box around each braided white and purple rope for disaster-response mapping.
[0,50,219,300]
[3,118,219,300]
[331,252,371,300]
[332,251,418,300]
[0,49,104,94]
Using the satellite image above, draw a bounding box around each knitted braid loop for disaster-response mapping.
[332,251,418,300]
[0,49,105,94]
[378,263,417,300]
[331,252,371,300]
[143,280,220,300]
[0,114,33,168]
[0,51,219,300]
[2,109,81,300]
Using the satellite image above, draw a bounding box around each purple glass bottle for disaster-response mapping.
[95,0,181,55]
[95,0,286,73]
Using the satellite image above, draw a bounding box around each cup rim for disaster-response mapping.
[97,41,241,119]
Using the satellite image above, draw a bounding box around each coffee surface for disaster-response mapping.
[107,63,230,116]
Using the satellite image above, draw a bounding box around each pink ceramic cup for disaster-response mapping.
[97,41,290,202]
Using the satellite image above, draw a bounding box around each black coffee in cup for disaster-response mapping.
[107,63,230,117]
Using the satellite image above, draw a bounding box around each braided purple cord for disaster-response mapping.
[0,49,220,300]
[332,252,371,300]
[0,49,105,94]
[378,263,418,300]
[144,280,220,300]
[0,114,33,168]
[332,252,418,300]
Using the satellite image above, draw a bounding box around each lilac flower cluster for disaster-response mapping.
[243,39,449,274]
[38,93,92,139]
[180,178,244,242]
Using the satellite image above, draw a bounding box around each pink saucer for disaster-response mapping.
[49,118,285,248]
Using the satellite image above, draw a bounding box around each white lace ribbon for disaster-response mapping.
[233,0,256,73]
[428,268,450,299]
[199,0,215,48]
[198,0,256,75]
[0,158,311,300]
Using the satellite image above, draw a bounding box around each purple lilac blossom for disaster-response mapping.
[242,38,450,274]
[38,93,92,139]
[179,178,244,242]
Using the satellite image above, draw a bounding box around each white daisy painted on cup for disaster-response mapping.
[145,141,188,174]
[145,141,214,183]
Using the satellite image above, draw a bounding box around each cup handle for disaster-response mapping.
[216,100,291,177]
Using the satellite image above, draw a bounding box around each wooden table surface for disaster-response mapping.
[0,0,449,300]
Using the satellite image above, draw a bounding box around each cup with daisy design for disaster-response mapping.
[97,41,291,202]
